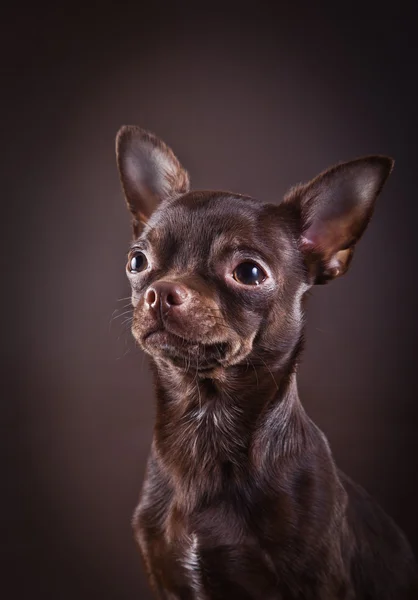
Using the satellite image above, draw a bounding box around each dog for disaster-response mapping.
[115,126,418,599]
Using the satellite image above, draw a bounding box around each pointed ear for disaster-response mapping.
[116,126,190,235]
[283,156,394,284]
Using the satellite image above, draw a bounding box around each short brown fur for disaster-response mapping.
[116,126,417,599]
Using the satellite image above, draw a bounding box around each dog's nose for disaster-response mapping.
[144,281,190,312]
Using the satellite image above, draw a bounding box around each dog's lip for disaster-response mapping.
[143,328,229,367]
[143,328,198,348]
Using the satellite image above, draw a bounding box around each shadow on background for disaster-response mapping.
[2,2,418,598]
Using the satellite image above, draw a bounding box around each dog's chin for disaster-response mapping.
[139,328,231,373]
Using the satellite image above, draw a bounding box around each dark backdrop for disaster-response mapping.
[3,2,418,598]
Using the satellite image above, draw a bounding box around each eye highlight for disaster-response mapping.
[233,262,267,286]
[128,251,148,273]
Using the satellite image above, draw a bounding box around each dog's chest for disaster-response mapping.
[138,502,279,600]
[135,446,347,599]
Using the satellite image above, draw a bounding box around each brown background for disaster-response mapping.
[3,2,418,598]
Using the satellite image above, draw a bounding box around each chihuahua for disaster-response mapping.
[116,126,417,599]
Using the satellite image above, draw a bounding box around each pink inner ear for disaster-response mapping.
[300,223,328,251]
[300,235,317,251]
[301,230,353,279]
[301,219,329,251]
[302,217,350,255]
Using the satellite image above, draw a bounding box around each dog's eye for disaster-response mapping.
[128,251,148,273]
[233,262,266,286]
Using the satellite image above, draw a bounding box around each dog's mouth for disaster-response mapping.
[142,328,230,371]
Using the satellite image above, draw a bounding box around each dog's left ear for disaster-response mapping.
[116,126,190,236]
[284,156,394,284]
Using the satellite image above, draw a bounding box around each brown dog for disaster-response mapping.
[116,126,417,599]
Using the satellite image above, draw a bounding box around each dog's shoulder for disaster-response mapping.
[339,469,418,597]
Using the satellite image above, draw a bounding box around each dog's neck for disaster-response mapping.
[150,353,313,512]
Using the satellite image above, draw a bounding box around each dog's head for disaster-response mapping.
[116,126,393,376]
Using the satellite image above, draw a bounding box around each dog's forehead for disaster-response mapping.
[142,192,292,255]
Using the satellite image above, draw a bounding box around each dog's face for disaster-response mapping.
[116,127,393,375]
[125,191,305,372]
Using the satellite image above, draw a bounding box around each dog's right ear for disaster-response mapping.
[116,126,190,235]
